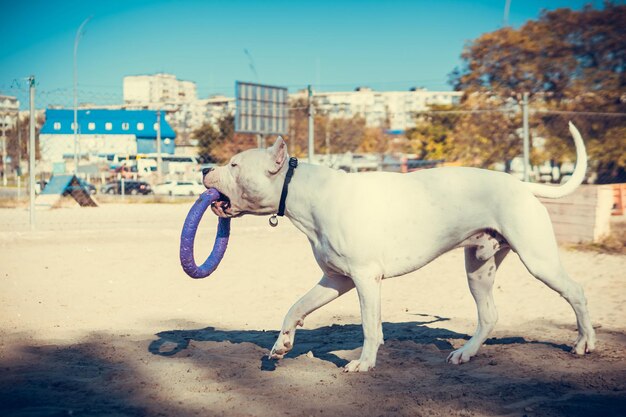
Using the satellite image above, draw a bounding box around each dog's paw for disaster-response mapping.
[343,359,375,373]
[572,334,596,355]
[269,331,294,359]
[447,348,472,365]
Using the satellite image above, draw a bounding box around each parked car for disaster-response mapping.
[153,180,205,196]
[101,180,153,195]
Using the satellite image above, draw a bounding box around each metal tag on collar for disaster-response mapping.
[269,214,278,227]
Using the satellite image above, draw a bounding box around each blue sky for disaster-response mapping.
[1,0,598,109]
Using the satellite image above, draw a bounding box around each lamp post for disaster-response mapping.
[73,16,92,174]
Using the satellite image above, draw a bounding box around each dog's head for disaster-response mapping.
[203,137,289,218]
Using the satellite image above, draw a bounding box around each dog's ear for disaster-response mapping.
[268,136,288,174]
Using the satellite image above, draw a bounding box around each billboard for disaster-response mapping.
[235,81,288,135]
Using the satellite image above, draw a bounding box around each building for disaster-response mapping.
[123,73,197,104]
[0,95,20,134]
[201,95,236,126]
[292,87,463,131]
[39,109,176,163]
[122,73,236,142]
[0,95,20,183]
[0,95,20,114]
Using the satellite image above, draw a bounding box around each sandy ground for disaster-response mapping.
[1,201,625,417]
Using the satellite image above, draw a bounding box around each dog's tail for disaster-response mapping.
[524,121,587,199]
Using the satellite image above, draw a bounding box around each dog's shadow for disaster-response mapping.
[148,315,570,371]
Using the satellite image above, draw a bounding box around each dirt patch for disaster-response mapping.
[1,205,625,416]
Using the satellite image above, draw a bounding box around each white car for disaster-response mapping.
[153,181,206,196]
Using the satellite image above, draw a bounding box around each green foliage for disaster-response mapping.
[406,105,458,160]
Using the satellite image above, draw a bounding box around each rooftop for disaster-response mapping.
[41,109,176,139]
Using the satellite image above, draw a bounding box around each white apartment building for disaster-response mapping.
[293,87,463,131]
[201,95,236,126]
[122,74,235,141]
[123,73,197,104]
[0,95,20,129]
[124,76,462,136]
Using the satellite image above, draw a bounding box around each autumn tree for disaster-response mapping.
[194,114,256,163]
[3,114,45,174]
[321,116,367,154]
[358,127,387,154]
[405,104,459,161]
[450,2,626,181]
[287,97,309,157]
[289,98,371,157]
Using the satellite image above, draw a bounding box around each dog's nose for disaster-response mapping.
[202,167,213,177]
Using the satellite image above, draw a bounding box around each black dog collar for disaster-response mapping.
[269,157,298,227]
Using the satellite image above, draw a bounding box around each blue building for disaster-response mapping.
[40,109,176,162]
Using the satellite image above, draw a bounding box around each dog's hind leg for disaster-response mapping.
[270,274,354,360]
[448,247,510,364]
[506,206,596,355]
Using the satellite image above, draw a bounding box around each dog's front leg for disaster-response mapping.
[270,274,354,359]
[344,275,383,373]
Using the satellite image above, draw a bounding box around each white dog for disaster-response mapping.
[203,122,595,372]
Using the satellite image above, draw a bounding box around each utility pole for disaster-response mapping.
[522,92,530,182]
[325,120,330,159]
[28,76,36,230]
[17,112,21,199]
[307,84,314,164]
[156,110,162,183]
[1,113,7,186]
[73,16,92,174]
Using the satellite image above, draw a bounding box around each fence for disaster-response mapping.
[0,89,624,242]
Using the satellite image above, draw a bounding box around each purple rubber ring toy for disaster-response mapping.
[180,188,231,278]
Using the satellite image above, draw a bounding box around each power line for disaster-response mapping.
[533,109,626,117]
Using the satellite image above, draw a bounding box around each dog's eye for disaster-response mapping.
[230,162,238,168]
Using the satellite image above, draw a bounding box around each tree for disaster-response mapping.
[452,3,625,102]
[4,114,45,173]
[450,2,626,180]
[194,115,256,163]
[195,121,221,163]
[323,116,366,154]
[405,105,459,161]
[287,97,310,157]
[451,96,522,169]
[358,127,387,154]
[288,99,370,157]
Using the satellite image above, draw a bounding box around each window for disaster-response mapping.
[105,122,112,131]
[88,122,95,131]
[122,122,129,130]
[153,123,159,130]
[137,122,144,131]
[53,122,61,130]
[71,122,76,130]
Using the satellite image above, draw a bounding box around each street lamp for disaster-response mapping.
[73,16,92,174]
